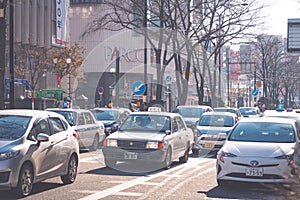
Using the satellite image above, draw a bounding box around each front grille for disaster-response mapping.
[200,137,225,141]
[227,173,283,179]
[0,171,10,183]
[232,162,279,168]
[117,140,146,149]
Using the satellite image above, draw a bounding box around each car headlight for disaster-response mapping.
[275,154,294,165]
[218,151,237,163]
[104,139,118,147]
[194,129,202,137]
[146,141,164,149]
[0,150,20,161]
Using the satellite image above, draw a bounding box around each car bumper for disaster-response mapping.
[102,147,167,163]
[192,136,226,152]
[0,156,22,190]
[216,157,299,184]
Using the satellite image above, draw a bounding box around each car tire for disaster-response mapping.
[163,148,172,170]
[90,134,99,151]
[105,159,116,168]
[179,146,189,163]
[15,163,34,197]
[192,149,199,155]
[61,155,78,184]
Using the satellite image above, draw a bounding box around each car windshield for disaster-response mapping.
[177,107,205,118]
[198,115,234,127]
[228,122,295,143]
[120,115,170,132]
[239,108,257,115]
[0,115,31,140]
[51,111,77,125]
[93,110,120,121]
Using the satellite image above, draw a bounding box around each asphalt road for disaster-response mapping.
[2,149,295,200]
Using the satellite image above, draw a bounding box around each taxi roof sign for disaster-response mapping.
[148,107,162,112]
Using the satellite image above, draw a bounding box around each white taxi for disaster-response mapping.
[102,109,194,170]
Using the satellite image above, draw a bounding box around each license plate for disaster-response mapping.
[204,142,215,148]
[124,152,137,159]
[245,167,263,177]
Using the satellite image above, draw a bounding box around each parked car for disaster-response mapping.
[238,106,263,117]
[0,109,79,197]
[213,107,243,120]
[102,109,194,170]
[172,105,213,130]
[192,112,238,155]
[90,107,131,136]
[216,117,300,186]
[47,108,105,151]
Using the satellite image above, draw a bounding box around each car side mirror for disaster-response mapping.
[37,133,49,142]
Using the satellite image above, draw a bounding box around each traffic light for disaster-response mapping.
[231,101,235,107]
[253,97,257,107]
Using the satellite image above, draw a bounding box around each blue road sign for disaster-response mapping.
[251,89,258,96]
[166,75,172,84]
[132,81,145,95]
[98,87,104,94]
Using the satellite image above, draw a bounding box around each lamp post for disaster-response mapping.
[66,58,71,98]
[9,0,14,108]
[0,0,6,109]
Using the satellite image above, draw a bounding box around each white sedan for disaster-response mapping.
[217,117,300,186]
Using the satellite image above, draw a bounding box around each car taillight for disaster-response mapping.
[73,131,78,138]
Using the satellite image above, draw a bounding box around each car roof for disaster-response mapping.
[0,109,64,118]
[201,112,237,117]
[130,111,181,118]
[176,105,212,108]
[264,110,299,117]
[214,107,239,110]
[47,108,92,113]
[238,117,296,123]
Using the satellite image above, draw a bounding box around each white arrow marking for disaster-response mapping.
[134,83,143,93]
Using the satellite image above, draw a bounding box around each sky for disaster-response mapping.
[263,0,300,38]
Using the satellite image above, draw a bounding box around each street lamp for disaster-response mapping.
[66,58,71,98]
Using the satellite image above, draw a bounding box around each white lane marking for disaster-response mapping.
[78,158,215,200]
[114,192,143,196]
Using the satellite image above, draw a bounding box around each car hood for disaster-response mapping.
[100,120,116,126]
[196,126,233,134]
[0,138,23,152]
[107,131,166,141]
[222,141,295,157]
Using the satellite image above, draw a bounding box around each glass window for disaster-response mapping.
[84,112,95,124]
[0,115,31,140]
[28,118,51,141]
[49,118,65,134]
[78,114,85,125]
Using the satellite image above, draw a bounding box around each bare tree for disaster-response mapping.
[83,0,266,105]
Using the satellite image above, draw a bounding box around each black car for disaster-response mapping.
[91,107,131,136]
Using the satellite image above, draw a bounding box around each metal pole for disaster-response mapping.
[226,46,230,106]
[144,0,147,103]
[68,73,71,98]
[116,50,120,107]
[9,0,14,108]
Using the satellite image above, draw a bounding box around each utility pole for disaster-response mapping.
[9,0,14,108]
[225,46,230,106]
[0,0,7,109]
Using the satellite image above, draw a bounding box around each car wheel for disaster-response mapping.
[61,155,78,184]
[90,134,99,151]
[163,148,172,169]
[179,146,189,163]
[104,159,116,168]
[15,163,34,197]
[192,149,199,156]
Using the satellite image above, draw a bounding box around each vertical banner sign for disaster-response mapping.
[56,0,67,44]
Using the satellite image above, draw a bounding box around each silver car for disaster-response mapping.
[217,117,300,186]
[0,109,79,197]
[47,108,105,151]
[193,112,238,155]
